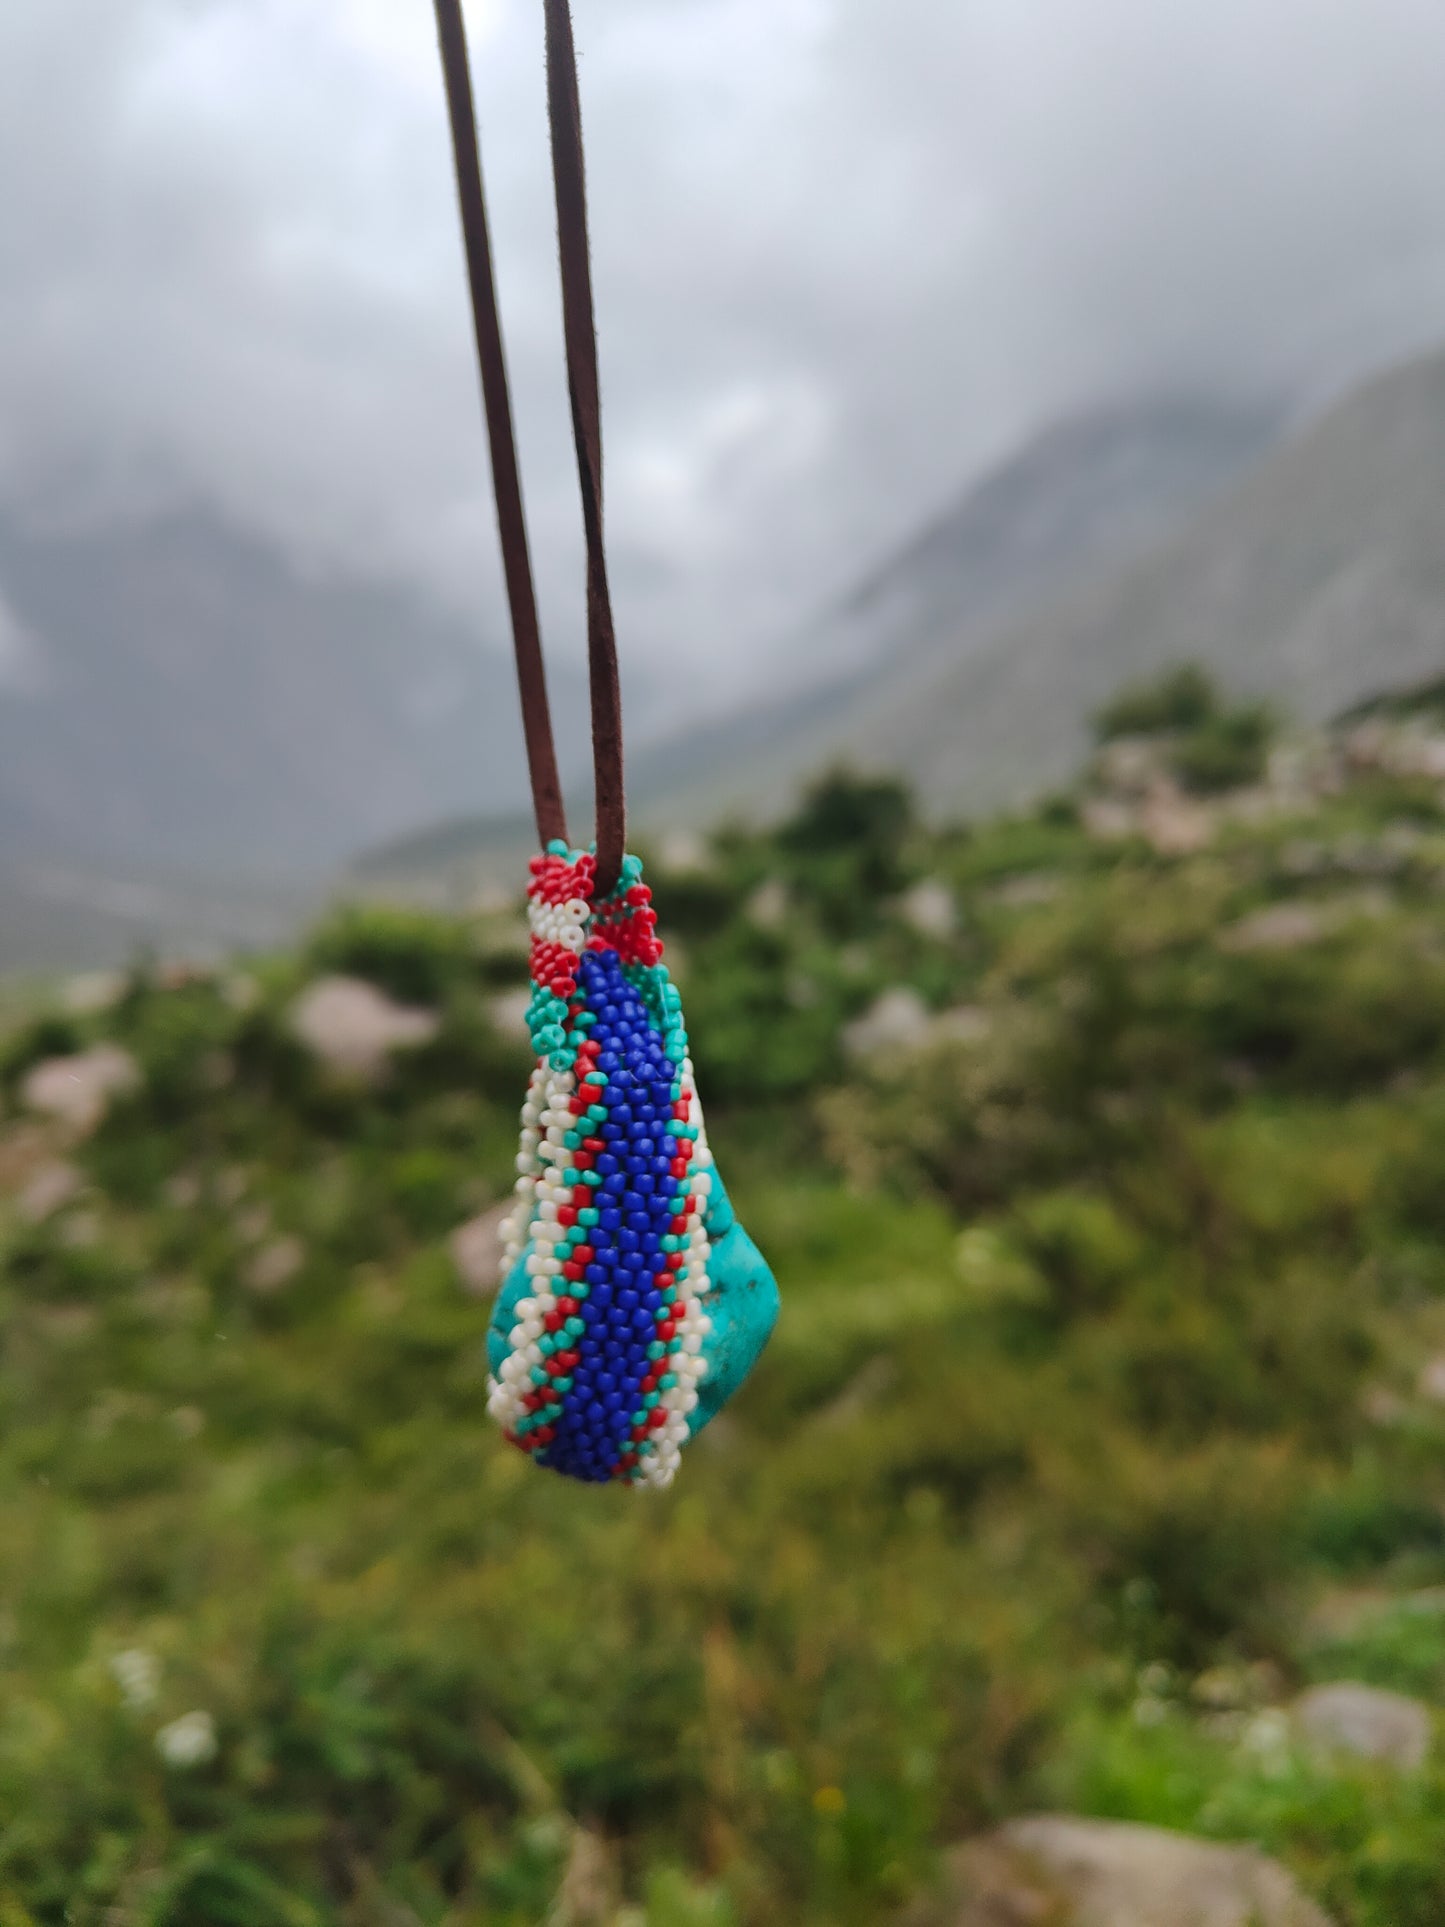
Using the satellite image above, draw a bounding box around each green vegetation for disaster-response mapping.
[1093,662,1276,794]
[4,705,1445,1922]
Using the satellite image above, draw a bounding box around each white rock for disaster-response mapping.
[487,987,534,1042]
[1292,1682,1432,1773]
[16,1161,83,1223]
[109,1648,159,1711]
[61,972,126,1015]
[1082,798,1137,841]
[1140,787,1215,856]
[22,1045,139,1134]
[992,873,1063,909]
[451,1201,513,1298]
[289,975,439,1079]
[899,878,957,940]
[747,878,789,930]
[1221,904,1329,953]
[913,1816,1334,1927]
[244,1236,305,1295]
[933,1006,992,1045]
[156,1710,218,1769]
[658,829,709,873]
[1418,1355,1445,1403]
[843,987,933,1061]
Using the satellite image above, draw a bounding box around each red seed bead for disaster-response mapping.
[557,1297,580,1317]
[562,1261,585,1283]
[648,1408,667,1429]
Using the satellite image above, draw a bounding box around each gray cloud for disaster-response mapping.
[4,0,1445,724]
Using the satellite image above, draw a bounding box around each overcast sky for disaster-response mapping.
[5,0,1445,720]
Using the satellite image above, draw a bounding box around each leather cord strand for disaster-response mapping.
[433,0,627,894]
[543,0,626,896]
[432,0,568,850]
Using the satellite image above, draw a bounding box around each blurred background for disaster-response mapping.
[6,2,1445,1922]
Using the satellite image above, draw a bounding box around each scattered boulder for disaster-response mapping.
[1140,787,1214,856]
[1292,1682,1432,1773]
[487,987,534,1043]
[244,1236,305,1295]
[0,1125,54,1196]
[992,873,1063,909]
[747,878,789,930]
[1221,904,1328,953]
[908,1816,1334,1927]
[843,987,933,1061]
[22,1045,139,1134]
[1082,797,1136,842]
[548,1825,617,1927]
[933,1005,992,1045]
[163,1171,202,1211]
[899,878,957,940]
[61,972,126,1015]
[658,829,709,874]
[289,976,439,1080]
[1417,1355,1445,1404]
[17,1161,83,1224]
[450,1201,513,1298]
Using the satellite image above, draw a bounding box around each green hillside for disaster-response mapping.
[5,678,1445,1922]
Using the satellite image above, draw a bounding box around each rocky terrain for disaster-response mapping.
[2,673,1445,1920]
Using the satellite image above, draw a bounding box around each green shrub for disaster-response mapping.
[1093,664,1217,742]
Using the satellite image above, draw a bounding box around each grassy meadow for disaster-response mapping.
[4,680,1445,1921]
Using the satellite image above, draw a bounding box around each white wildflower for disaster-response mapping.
[109,1648,159,1710]
[156,1709,218,1768]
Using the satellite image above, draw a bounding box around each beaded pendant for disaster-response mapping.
[486,842,779,1487]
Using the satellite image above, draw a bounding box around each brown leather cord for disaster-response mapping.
[434,0,628,894]
[432,0,568,850]
[544,0,627,897]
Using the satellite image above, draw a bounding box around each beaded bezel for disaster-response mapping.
[486,843,714,1487]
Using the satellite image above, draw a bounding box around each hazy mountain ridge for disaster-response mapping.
[868,348,1445,813]
[626,394,1282,817]
[0,510,590,875]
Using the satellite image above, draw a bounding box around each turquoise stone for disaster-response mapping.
[486,1165,778,1440]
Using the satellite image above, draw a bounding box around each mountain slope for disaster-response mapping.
[0,510,589,875]
[673,348,1445,820]
[629,395,1281,815]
